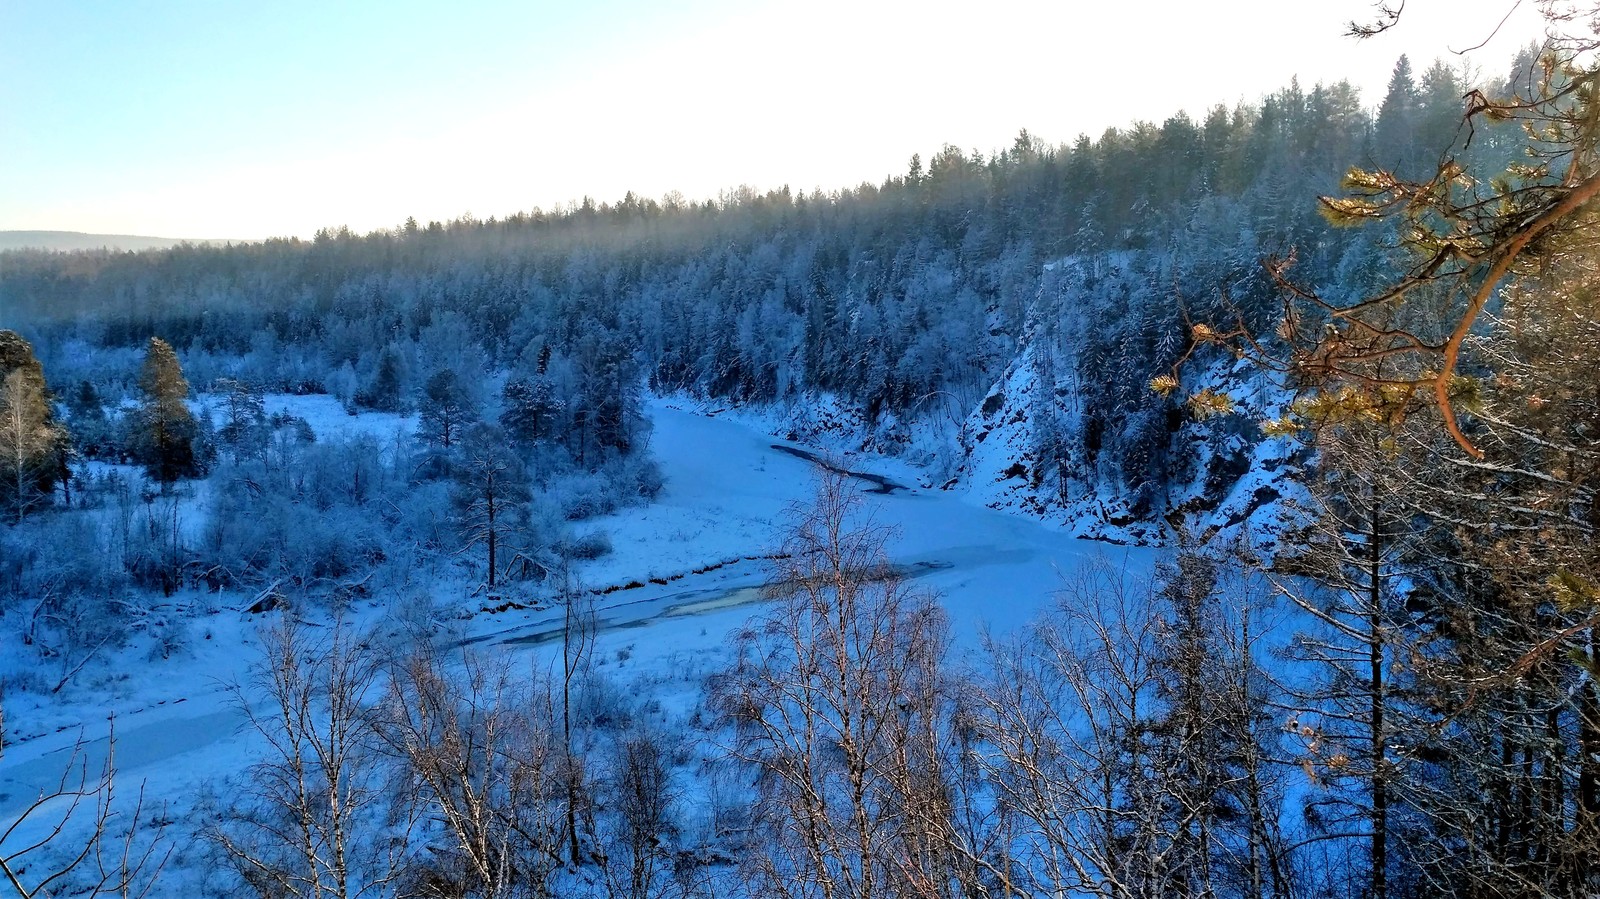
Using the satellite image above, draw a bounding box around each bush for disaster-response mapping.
[560,529,612,561]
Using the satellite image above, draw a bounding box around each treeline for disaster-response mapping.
[0,50,1541,522]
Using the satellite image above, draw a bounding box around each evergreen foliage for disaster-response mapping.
[417,368,475,450]
[451,423,531,591]
[1198,17,1600,895]
[212,377,268,462]
[0,59,1500,513]
[131,336,200,485]
[360,346,404,413]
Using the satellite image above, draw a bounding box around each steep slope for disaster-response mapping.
[702,254,1310,547]
[957,336,1304,547]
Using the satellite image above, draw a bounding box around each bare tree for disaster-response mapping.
[1145,550,1290,899]
[206,615,401,899]
[975,556,1161,899]
[600,728,677,899]
[1,724,170,898]
[974,550,1290,899]
[712,470,969,899]
[379,641,565,899]
[556,564,597,867]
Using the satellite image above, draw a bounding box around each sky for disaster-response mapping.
[0,0,1549,240]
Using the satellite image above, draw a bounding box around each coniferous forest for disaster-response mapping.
[3,10,1600,898]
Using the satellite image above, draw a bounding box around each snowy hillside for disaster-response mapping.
[684,256,1311,549]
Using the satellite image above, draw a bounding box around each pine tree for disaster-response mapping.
[500,375,563,446]
[1246,16,1600,888]
[1275,421,1426,899]
[212,377,266,462]
[418,369,474,450]
[452,424,528,592]
[132,337,199,487]
[0,330,70,522]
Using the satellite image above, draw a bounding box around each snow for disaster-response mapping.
[2,395,1165,892]
[476,396,1155,649]
[192,391,416,451]
[259,393,413,444]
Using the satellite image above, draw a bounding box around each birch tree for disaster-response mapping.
[380,643,565,899]
[206,616,401,899]
[712,471,971,899]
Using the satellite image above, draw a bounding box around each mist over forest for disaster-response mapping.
[3,26,1600,899]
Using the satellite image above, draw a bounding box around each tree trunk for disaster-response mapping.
[1369,502,1387,899]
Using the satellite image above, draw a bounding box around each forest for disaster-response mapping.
[1,47,1539,526]
[2,12,1599,899]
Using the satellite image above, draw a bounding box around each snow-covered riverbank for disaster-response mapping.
[2,396,1156,883]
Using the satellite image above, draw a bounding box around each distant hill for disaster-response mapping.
[0,230,245,252]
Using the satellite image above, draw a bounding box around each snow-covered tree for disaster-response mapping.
[130,337,199,487]
[0,330,70,521]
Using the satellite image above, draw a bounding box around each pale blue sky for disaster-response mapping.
[0,0,1546,239]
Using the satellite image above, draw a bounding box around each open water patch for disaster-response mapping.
[770,444,910,494]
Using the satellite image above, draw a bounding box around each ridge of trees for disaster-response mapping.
[0,49,1544,524]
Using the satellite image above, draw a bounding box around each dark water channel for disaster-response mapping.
[769,444,910,494]
[497,559,949,647]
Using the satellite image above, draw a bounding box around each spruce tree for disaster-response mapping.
[0,330,70,522]
[66,379,110,460]
[132,337,199,486]
[1372,54,1420,174]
